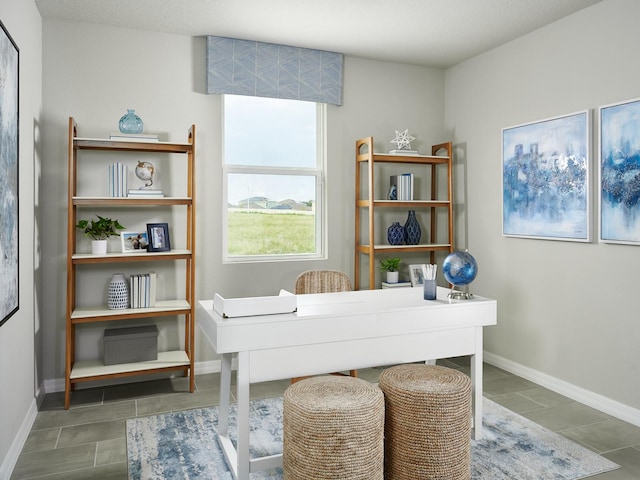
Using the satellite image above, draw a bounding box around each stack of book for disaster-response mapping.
[108,162,127,197]
[128,188,164,198]
[109,133,159,143]
[390,173,414,200]
[130,272,157,309]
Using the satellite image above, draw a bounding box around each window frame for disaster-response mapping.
[221,96,327,263]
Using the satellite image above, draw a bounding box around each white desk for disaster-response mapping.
[198,286,497,480]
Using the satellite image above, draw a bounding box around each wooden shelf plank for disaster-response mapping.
[73,197,192,206]
[74,137,192,153]
[71,300,190,322]
[70,350,190,380]
[72,250,191,264]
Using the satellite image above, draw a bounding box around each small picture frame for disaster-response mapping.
[146,223,171,252]
[121,231,149,253]
[409,264,426,287]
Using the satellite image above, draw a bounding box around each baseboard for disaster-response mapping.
[484,351,640,428]
[0,398,38,479]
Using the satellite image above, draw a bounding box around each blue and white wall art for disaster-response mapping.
[0,20,19,327]
[599,98,640,244]
[502,111,590,241]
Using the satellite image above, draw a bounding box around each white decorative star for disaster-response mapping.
[390,129,416,150]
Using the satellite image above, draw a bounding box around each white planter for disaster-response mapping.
[91,239,108,255]
[386,271,399,283]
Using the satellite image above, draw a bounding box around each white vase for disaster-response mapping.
[91,239,108,255]
[107,273,129,309]
[386,271,399,283]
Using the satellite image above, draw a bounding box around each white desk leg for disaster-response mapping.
[236,351,251,480]
[218,353,232,435]
[470,328,483,440]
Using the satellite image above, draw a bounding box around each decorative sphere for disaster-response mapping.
[442,250,478,286]
[135,161,155,187]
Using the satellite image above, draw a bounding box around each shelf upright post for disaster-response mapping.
[65,117,78,409]
[186,125,196,394]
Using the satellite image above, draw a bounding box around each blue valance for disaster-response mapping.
[206,36,343,106]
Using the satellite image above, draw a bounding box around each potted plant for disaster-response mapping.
[76,215,126,254]
[380,257,401,283]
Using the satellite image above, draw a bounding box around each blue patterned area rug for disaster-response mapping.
[127,397,619,479]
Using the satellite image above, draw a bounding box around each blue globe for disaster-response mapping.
[443,250,478,286]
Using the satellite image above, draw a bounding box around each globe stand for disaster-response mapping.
[447,287,473,300]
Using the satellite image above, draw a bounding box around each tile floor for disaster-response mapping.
[10,357,640,479]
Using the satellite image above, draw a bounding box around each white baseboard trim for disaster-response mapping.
[0,399,38,479]
[484,351,640,428]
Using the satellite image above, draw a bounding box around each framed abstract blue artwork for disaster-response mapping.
[0,19,19,327]
[502,111,591,242]
[599,98,640,245]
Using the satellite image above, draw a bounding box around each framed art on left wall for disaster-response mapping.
[0,19,19,327]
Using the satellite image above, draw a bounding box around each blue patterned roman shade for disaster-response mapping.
[206,36,343,106]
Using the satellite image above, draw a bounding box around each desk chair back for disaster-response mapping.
[295,270,352,294]
[293,270,357,383]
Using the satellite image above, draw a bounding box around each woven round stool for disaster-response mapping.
[283,375,385,480]
[378,364,472,480]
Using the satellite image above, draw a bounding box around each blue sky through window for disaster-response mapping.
[224,95,317,206]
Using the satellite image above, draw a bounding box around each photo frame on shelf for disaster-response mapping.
[121,231,149,252]
[146,223,171,252]
[409,264,426,287]
[599,97,640,244]
[502,110,591,242]
[0,20,19,327]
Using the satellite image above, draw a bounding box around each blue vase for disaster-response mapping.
[404,210,421,245]
[118,109,143,134]
[387,222,405,245]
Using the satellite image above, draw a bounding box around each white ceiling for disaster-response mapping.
[35,0,601,68]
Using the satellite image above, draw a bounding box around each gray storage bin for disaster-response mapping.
[103,325,158,365]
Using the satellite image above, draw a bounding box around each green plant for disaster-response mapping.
[76,215,126,240]
[380,257,401,272]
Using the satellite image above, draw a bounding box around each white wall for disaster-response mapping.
[40,18,445,384]
[0,0,42,476]
[445,0,640,412]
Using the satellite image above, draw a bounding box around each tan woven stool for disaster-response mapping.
[283,375,385,480]
[378,364,472,480]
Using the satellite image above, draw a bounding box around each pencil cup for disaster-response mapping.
[423,279,437,300]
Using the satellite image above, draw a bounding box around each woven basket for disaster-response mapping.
[283,375,384,480]
[378,364,472,480]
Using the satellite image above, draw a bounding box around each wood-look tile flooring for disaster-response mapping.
[10,357,640,479]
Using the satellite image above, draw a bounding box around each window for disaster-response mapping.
[222,94,326,262]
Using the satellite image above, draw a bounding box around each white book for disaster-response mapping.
[130,274,137,309]
[108,163,114,197]
[149,271,157,307]
[144,273,150,308]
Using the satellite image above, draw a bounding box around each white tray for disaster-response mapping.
[213,290,297,318]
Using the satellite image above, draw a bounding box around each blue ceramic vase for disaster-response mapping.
[404,210,421,245]
[387,222,405,245]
